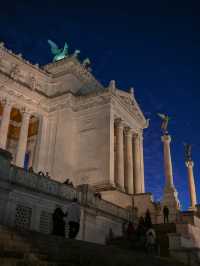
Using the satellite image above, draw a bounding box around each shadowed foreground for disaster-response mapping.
[0,225,185,266]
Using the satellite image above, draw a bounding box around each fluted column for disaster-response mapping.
[33,115,49,172]
[161,135,174,188]
[133,133,141,193]
[0,100,12,149]
[185,161,197,210]
[124,127,134,194]
[115,119,125,191]
[15,109,31,167]
[139,132,145,193]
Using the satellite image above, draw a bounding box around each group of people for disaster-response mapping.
[63,178,74,188]
[123,206,170,254]
[123,209,157,254]
[52,198,81,239]
[28,167,51,179]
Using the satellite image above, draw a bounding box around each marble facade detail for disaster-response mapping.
[0,42,147,208]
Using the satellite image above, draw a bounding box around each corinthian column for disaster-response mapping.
[0,100,12,149]
[185,161,197,210]
[124,127,134,194]
[133,133,141,193]
[115,119,124,191]
[15,109,31,167]
[139,132,145,193]
[161,135,174,188]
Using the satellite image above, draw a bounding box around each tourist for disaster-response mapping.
[145,209,152,229]
[145,226,157,254]
[126,221,135,241]
[38,171,45,176]
[66,198,81,239]
[45,172,50,178]
[52,207,66,237]
[94,192,102,199]
[163,205,169,224]
[63,178,70,185]
[136,216,146,249]
[28,166,33,173]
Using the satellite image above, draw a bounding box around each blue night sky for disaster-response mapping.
[0,1,198,209]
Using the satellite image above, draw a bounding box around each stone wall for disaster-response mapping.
[0,151,131,244]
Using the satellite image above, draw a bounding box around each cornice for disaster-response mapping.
[0,42,49,76]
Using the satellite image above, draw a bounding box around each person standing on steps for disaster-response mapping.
[66,198,81,239]
[52,206,66,237]
[163,205,169,224]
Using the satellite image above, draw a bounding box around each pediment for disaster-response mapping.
[115,90,147,126]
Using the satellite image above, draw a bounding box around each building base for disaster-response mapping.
[161,185,180,223]
[101,189,132,208]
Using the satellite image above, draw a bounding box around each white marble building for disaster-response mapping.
[0,42,148,209]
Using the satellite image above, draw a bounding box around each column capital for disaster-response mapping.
[185,160,194,168]
[0,97,13,107]
[115,118,124,128]
[132,133,140,140]
[20,107,32,117]
[124,127,133,137]
[161,134,171,143]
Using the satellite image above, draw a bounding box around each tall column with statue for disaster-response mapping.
[158,113,180,222]
[184,144,197,211]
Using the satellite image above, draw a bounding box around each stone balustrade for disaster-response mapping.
[0,149,130,222]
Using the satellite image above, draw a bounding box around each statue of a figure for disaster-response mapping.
[73,49,80,58]
[184,143,192,162]
[82,58,91,68]
[157,113,170,135]
[10,64,20,80]
[48,40,68,62]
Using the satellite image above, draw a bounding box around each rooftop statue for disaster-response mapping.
[157,113,170,135]
[82,58,91,67]
[184,143,192,162]
[48,40,69,62]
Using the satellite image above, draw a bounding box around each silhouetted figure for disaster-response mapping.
[163,205,169,224]
[66,198,80,239]
[45,172,50,178]
[126,222,135,240]
[145,209,152,229]
[52,207,66,237]
[94,192,102,199]
[136,216,146,249]
[29,167,33,173]
[63,178,70,185]
[38,171,45,176]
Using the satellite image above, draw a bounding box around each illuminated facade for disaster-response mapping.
[0,42,148,208]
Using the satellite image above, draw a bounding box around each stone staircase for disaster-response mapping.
[0,225,185,266]
[154,223,177,257]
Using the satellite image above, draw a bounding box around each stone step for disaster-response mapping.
[0,224,185,266]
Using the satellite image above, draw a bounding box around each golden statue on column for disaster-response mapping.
[184,143,197,211]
